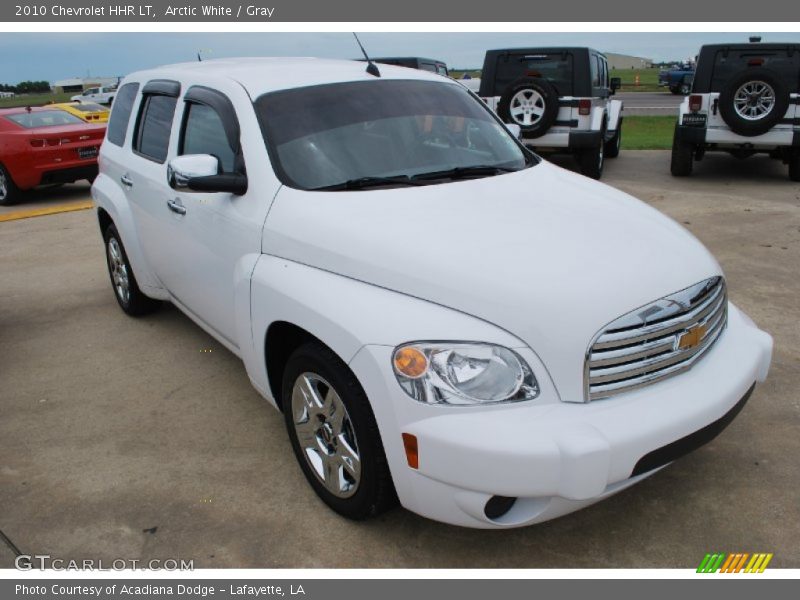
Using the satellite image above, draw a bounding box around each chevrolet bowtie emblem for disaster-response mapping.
[678,324,707,350]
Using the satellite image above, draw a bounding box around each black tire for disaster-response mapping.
[102,224,160,316]
[497,77,560,139]
[790,151,800,182]
[577,124,606,180]
[718,68,789,137]
[670,126,694,177]
[282,341,397,520]
[669,86,680,95]
[604,119,622,158]
[0,163,21,206]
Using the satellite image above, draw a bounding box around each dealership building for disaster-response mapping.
[52,76,119,93]
[605,53,653,69]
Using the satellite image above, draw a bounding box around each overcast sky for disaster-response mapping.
[2,31,800,83]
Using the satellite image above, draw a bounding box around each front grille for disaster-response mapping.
[585,277,727,401]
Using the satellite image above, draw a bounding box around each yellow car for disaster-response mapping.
[50,102,109,123]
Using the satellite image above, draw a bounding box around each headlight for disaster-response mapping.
[392,342,539,406]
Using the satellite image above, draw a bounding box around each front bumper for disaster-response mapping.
[349,303,772,528]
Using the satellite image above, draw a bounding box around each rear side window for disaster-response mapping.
[134,94,178,163]
[106,83,139,147]
[180,103,235,173]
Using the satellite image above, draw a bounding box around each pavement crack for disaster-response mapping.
[0,528,23,557]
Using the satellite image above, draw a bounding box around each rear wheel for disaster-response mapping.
[670,128,694,177]
[0,163,21,206]
[789,151,800,182]
[283,341,397,520]
[604,119,622,158]
[578,125,606,180]
[103,224,160,316]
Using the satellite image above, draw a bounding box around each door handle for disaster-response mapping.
[166,199,186,215]
[120,174,133,187]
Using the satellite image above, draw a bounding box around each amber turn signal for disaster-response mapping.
[393,346,428,378]
[402,433,419,469]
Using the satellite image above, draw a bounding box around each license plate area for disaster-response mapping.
[78,146,99,160]
[682,113,707,127]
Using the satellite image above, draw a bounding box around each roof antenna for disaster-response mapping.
[353,33,381,77]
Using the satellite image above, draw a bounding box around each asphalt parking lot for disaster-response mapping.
[1,150,799,568]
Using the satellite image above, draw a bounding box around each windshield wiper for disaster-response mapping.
[313,175,424,191]
[410,165,521,181]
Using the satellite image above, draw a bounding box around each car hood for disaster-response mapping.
[263,160,722,401]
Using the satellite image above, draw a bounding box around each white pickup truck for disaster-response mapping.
[71,85,117,105]
[92,57,771,528]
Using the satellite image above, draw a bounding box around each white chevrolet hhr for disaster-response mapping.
[92,58,772,528]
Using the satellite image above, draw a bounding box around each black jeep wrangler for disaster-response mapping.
[671,42,800,181]
[477,47,623,179]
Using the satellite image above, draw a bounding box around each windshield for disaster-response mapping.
[255,79,534,191]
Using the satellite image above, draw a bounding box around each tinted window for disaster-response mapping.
[710,50,800,92]
[420,63,437,72]
[5,110,84,128]
[180,103,235,173]
[134,94,178,162]
[107,83,139,147]
[494,53,573,96]
[436,64,449,76]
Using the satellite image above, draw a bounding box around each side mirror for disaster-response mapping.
[610,77,622,94]
[168,154,248,196]
[505,123,522,139]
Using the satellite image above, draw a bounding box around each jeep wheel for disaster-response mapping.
[790,151,800,182]
[0,163,21,206]
[283,341,397,520]
[604,119,622,159]
[670,127,694,177]
[497,77,560,139]
[679,82,691,95]
[578,137,605,180]
[718,68,789,137]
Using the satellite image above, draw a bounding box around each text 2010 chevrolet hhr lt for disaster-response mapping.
[92,58,772,528]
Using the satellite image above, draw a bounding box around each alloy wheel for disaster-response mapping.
[107,237,131,305]
[291,372,361,499]
[733,81,776,121]
[509,89,546,126]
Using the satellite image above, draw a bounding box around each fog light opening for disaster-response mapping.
[484,495,517,520]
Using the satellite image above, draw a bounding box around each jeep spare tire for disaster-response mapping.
[718,68,789,137]
[497,77,560,139]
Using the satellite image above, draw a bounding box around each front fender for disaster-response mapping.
[91,171,165,297]
[248,255,538,406]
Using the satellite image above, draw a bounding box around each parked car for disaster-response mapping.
[671,42,800,181]
[0,107,105,205]
[70,85,117,105]
[658,63,695,95]
[51,101,110,123]
[478,47,623,179]
[92,58,772,529]
[369,57,449,76]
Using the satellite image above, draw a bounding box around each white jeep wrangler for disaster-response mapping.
[478,47,623,179]
[671,42,800,181]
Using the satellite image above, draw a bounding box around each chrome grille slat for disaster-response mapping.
[585,277,727,401]
[592,285,725,350]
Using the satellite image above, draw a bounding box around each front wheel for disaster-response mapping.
[103,224,160,316]
[0,163,21,206]
[283,341,397,520]
[679,82,691,95]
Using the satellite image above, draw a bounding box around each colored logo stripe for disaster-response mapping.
[698,553,773,573]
